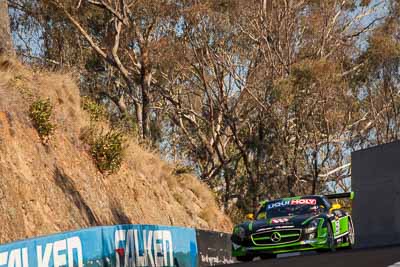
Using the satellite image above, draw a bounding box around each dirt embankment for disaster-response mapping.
[0,58,232,244]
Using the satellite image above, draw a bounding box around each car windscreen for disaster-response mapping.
[257,198,324,219]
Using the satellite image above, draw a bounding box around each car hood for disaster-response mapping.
[248,213,317,231]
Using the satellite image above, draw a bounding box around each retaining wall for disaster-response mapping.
[352,140,400,248]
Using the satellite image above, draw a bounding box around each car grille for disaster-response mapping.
[251,229,301,246]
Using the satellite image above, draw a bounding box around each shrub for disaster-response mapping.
[82,96,106,122]
[29,98,55,141]
[90,129,126,173]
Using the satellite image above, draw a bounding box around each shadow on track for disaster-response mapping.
[219,246,400,267]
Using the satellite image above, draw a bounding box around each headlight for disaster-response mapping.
[234,226,246,240]
[304,219,320,234]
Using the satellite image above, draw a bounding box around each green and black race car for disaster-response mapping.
[231,193,355,261]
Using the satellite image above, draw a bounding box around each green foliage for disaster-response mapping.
[89,129,126,173]
[80,97,127,174]
[29,98,55,140]
[82,97,106,122]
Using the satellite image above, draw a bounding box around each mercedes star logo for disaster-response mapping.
[271,232,281,242]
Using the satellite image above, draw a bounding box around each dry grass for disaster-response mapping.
[0,58,232,243]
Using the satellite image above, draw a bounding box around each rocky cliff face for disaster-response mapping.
[0,58,232,244]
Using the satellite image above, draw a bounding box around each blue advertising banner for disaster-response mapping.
[0,225,198,267]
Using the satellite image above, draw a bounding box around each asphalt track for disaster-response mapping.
[221,246,400,267]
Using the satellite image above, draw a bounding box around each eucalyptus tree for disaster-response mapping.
[45,0,185,139]
[0,0,15,55]
[7,0,399,220]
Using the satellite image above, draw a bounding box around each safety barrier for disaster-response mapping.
[0,224,198,267]
[195,230,235,266]
[352,140,400,248]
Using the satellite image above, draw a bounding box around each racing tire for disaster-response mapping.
[236,255,254,262]
[326,222,336,252]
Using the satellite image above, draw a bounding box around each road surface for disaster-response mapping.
[221,246,400,267]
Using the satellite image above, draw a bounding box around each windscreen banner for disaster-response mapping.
[0,225,198,267]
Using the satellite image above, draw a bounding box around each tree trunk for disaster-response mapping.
[248,173,258,214]
[287,175,296,197]
[134,101,143,136]
[0,0,15,56]
[140,48,151,139]
[312,151,318,195]
[141,81,150,138]
[224,173,230,211]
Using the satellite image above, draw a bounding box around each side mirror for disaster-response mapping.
[245,213,254,221]
[330,203,342,213]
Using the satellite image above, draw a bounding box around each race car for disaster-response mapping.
[231,193,355,261]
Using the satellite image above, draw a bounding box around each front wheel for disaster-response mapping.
[236,255,254,262]
[326,222,336,252]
